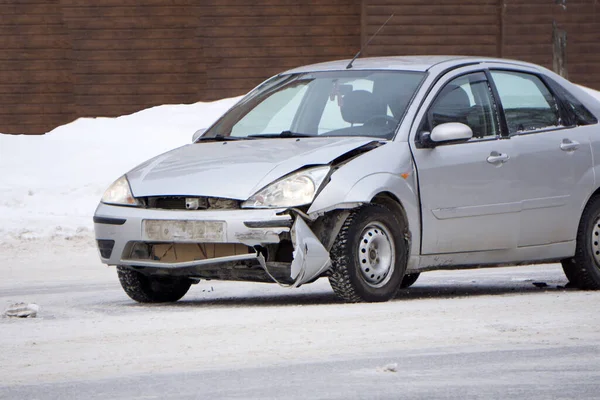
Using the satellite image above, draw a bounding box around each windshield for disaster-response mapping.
[202,70,425,140]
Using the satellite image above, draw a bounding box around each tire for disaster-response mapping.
[328,204,407,302]
[561,196,600,290]
[400,273,420,289]
[117,266,192,303]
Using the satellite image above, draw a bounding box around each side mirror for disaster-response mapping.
[192,128,207,142]
[429,122,473,144]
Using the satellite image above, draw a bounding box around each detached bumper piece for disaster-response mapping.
[289,217,332,287]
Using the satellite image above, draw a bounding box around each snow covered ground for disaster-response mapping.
[1,89,600,398]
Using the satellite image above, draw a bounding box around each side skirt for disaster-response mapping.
[408,240,575,273]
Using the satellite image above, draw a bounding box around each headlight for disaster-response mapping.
[242,166,330,209]
[101,175,140,207]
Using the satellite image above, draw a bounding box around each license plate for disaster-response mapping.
[143,220,225,242]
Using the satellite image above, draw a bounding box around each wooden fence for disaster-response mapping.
[0,0,597,134]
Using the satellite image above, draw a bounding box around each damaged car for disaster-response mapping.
[94,56,600,303]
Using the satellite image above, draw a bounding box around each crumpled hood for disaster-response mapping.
[127,137,377,200]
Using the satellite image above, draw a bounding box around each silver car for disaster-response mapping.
[94,56,600,303]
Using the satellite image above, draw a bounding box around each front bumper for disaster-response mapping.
[93,203,331,286]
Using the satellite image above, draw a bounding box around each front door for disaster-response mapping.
[411,71,520,254]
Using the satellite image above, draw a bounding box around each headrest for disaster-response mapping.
[341,90,384,124]
[434,85,471,110]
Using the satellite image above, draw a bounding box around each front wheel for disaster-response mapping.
[328,205,407,302]
[561,196,600,290]
[117,266,192,303]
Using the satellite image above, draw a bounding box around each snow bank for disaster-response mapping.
[0,97,241,243]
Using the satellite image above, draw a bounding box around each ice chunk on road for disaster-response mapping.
[3,302,40,318]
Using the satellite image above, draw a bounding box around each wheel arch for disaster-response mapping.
[309,172,421,260]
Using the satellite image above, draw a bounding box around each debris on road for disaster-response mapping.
[3,302,40,318]
[379,363,398,373]
[532,282,549,288]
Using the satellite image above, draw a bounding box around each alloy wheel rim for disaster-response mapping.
[357,222,395,288]
[592,217,600,265]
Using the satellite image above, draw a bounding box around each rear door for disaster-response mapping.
[488,68,594,247]
[410,68,520,255]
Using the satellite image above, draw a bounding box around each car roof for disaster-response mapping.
[283,56,539,74]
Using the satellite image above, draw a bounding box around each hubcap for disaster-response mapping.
[357,222,395,288]
[592,217,600,265]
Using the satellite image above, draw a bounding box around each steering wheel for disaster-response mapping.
[364,115,398,127]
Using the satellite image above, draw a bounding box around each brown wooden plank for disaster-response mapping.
[0,83,74,94]
[77,84,202,95]
[371,0,496,4]
[364,24,498,36]
[204,26,361,37]
[61,5,197,18]
[0,105,69,115]
[367,4,497,15]
[60,16,199,29]
[207,56,339,69]
[366,14,498,25]
[208,67,296,79]
[68,28,196,40]
[199,15,358,28]
[204,5,359,17]
[0,35,70,49]
[73,59,203,74]
[372,34,498,46]
[0,49,71,60]
[0,15,68,25]
[366,44,498,56]
[75,73,204,85]
[205,46,359,58]
[0,93,72,104]
[209,36,361,48]
[74,94,199,105]
[0,60,71,71]
[0,4,62,14]
[72,49,200,62]
[0,70,71,83]
[199,0,358,5]
[0,24,66,36]
[71,38,198,50]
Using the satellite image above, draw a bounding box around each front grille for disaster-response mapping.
[145,196,240,210]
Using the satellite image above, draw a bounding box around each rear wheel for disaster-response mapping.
[328,205,407,302]
[117,266,192,303]
[561,196,600,290]
[400,273,420,289]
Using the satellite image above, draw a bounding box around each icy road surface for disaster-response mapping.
[1,240,599,399]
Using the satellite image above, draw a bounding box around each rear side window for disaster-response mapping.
[491,71,560,134]
[545,79,598,126]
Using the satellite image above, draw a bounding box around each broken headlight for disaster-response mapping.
[242,166,330,209]
[101,175,140,207]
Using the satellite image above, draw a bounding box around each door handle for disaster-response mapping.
[487,151,510,165]
[560,138,580,152]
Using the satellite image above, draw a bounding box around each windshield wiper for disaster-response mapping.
[195,135,247,142]
[248,131,315,139]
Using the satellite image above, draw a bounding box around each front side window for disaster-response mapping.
[425,72,499,140]
[491,71,560,134]
[205,70,425,140]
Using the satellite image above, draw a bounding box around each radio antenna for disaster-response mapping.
[346,14,394,69]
